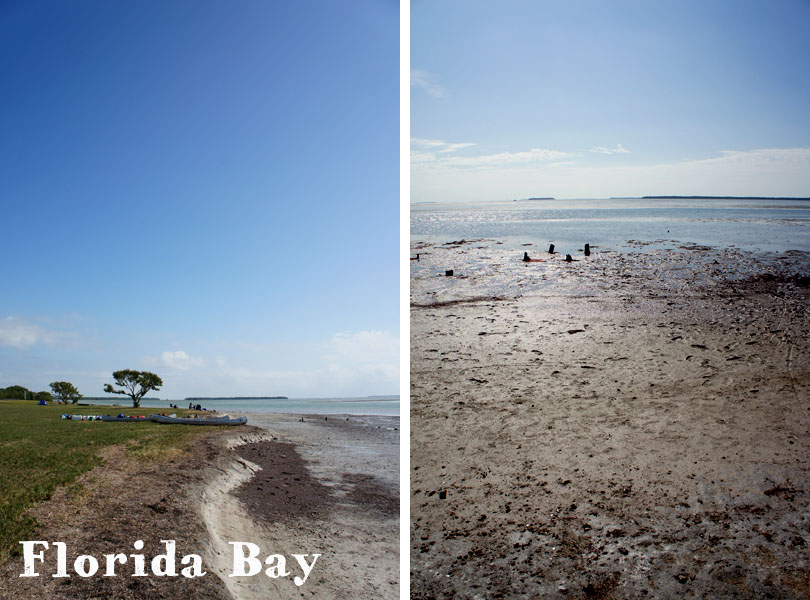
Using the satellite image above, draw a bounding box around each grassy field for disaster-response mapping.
[0,400,204,561]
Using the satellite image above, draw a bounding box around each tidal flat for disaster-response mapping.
[411,240,810,599]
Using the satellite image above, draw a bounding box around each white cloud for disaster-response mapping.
[0,317,40,348]
[411,69,446,98]
[138,330,400,398]
[590,144,630,155]
[413,143,575,170]
[441,148,575,167]
[0,316,76,348]
[158,350,206,371]
[325,330,399,366]
[411,138,449,148]
[411,138,477,153]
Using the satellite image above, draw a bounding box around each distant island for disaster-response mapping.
[641,195,810,200]
[526,197,555,200]
[184,396,288,401]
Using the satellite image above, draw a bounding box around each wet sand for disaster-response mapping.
[203,413,400,600]
[411,242,810,598]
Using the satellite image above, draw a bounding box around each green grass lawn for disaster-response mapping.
[0,400,203,561]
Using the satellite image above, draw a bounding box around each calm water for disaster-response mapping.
[83,396,400,416]
[411,198,810,253]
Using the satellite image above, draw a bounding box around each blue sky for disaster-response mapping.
[0,0,399,399]
[411,0,810,201]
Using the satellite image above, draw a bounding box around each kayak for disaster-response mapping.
[99,415,150,422]
[149,414,247,426]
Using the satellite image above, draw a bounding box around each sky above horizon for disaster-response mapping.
[0,0,399,399]
[411,0,810,202]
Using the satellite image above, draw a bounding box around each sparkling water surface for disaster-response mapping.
[411,199,810,304]
[412,198,810,254]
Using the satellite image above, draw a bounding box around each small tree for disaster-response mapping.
[49,381,82,404]
[103,370,163,408]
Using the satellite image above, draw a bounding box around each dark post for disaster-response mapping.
[548,243,555,254]
[523,252,530,262]
[584,244,590,256]
[565,254,573,262]
[445,269,454,276]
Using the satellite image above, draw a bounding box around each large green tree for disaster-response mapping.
[0,386,51,400]
[49,381,82,404]
[103,370,163,408]
[0,385,32,400]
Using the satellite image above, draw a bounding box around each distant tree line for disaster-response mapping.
[0,385,52,401]
[1,369,163,407]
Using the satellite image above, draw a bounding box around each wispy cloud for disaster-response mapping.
[411,138,476,153]
[157,350,206,371]
[590,143,630,155]
[136,329,400,397]
[411,146,810,202]
[441,148,575,167]
[0,316,78,349]
[412,141,575,169]
[0,317,40,348]
[324,330,398,367]
[320,330,399,393]
[411,69,446,98]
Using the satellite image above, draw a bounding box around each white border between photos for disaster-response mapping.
[399,0,410,598]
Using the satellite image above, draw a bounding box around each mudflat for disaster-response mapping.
[205,413,400,600]
[411,243,810,599]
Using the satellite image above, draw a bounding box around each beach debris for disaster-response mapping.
[445,270,454,276]
[438,490,447,500]
[565,254,574,262]
[523,251,545,263]
[411,253,420,261]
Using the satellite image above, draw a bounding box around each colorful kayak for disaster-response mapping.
[99,415,150,422]
[149,414,247,426]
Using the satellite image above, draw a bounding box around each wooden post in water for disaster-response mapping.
[548,243,555,254]
[584,243,591,256]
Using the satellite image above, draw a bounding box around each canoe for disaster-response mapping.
[99,415,150,422]
[149,414,247,426]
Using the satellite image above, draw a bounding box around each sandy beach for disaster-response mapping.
[411,241,810,598]
[0,412,399,599]
[203,413,400,600]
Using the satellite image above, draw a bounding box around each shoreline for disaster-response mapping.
[0,411,399,599]
[201,412,400,600]
[411,242,810,598]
